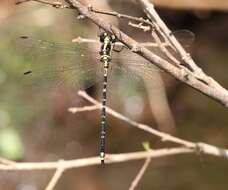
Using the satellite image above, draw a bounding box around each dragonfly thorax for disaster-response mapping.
[99,32,116,64]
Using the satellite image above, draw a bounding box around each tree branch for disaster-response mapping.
[16,0,228,107]
[0,148,193,171]
[0,143,227,171]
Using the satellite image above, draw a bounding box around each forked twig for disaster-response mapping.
[45,160,65,190]
[89,7,178,63]
[128,158,151,190]
[69,90,228,159]
[71,91,195,148]
[89,7,154,29]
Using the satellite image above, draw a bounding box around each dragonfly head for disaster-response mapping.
[99,32,117,44]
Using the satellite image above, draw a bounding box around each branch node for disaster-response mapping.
[161,134,171,142]
[131,44,141,53]
[87,3,93,11]
[129,22,151,32]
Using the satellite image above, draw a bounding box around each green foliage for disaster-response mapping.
[0,127,24,161]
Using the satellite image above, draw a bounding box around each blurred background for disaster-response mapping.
[0,0,228,189]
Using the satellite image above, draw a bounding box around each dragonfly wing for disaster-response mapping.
[110,47,179,89]
[109,55,163,92]
[21,60,103,91]
[16,36,103,91]
[172,29,195,50]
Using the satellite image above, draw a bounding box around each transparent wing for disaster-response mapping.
[16,36,160,92]
[110,45,180,92]
[109,58,162,92]
[172,29,195,50]
[16,36,103,91]
[16,31,192,92]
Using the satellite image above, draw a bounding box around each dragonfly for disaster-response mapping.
[18,30,194,164]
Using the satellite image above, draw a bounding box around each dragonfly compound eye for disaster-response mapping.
[100,32,108,43]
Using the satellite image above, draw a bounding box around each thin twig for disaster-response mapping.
[69,90,228,159]
[0,147,194,171]
[71,91,195,148]
[0,143,227,171]
[45,160,65,190]
[72,36,168,47]
[15,0,30,4]
[16,0,71,8]
[89,7,154,29]
[69,104,99,113]
[129,158,151,190]
[128,22,151,32]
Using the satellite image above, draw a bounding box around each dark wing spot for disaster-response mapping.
[20,36,29,39]
[24,70,32,75]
